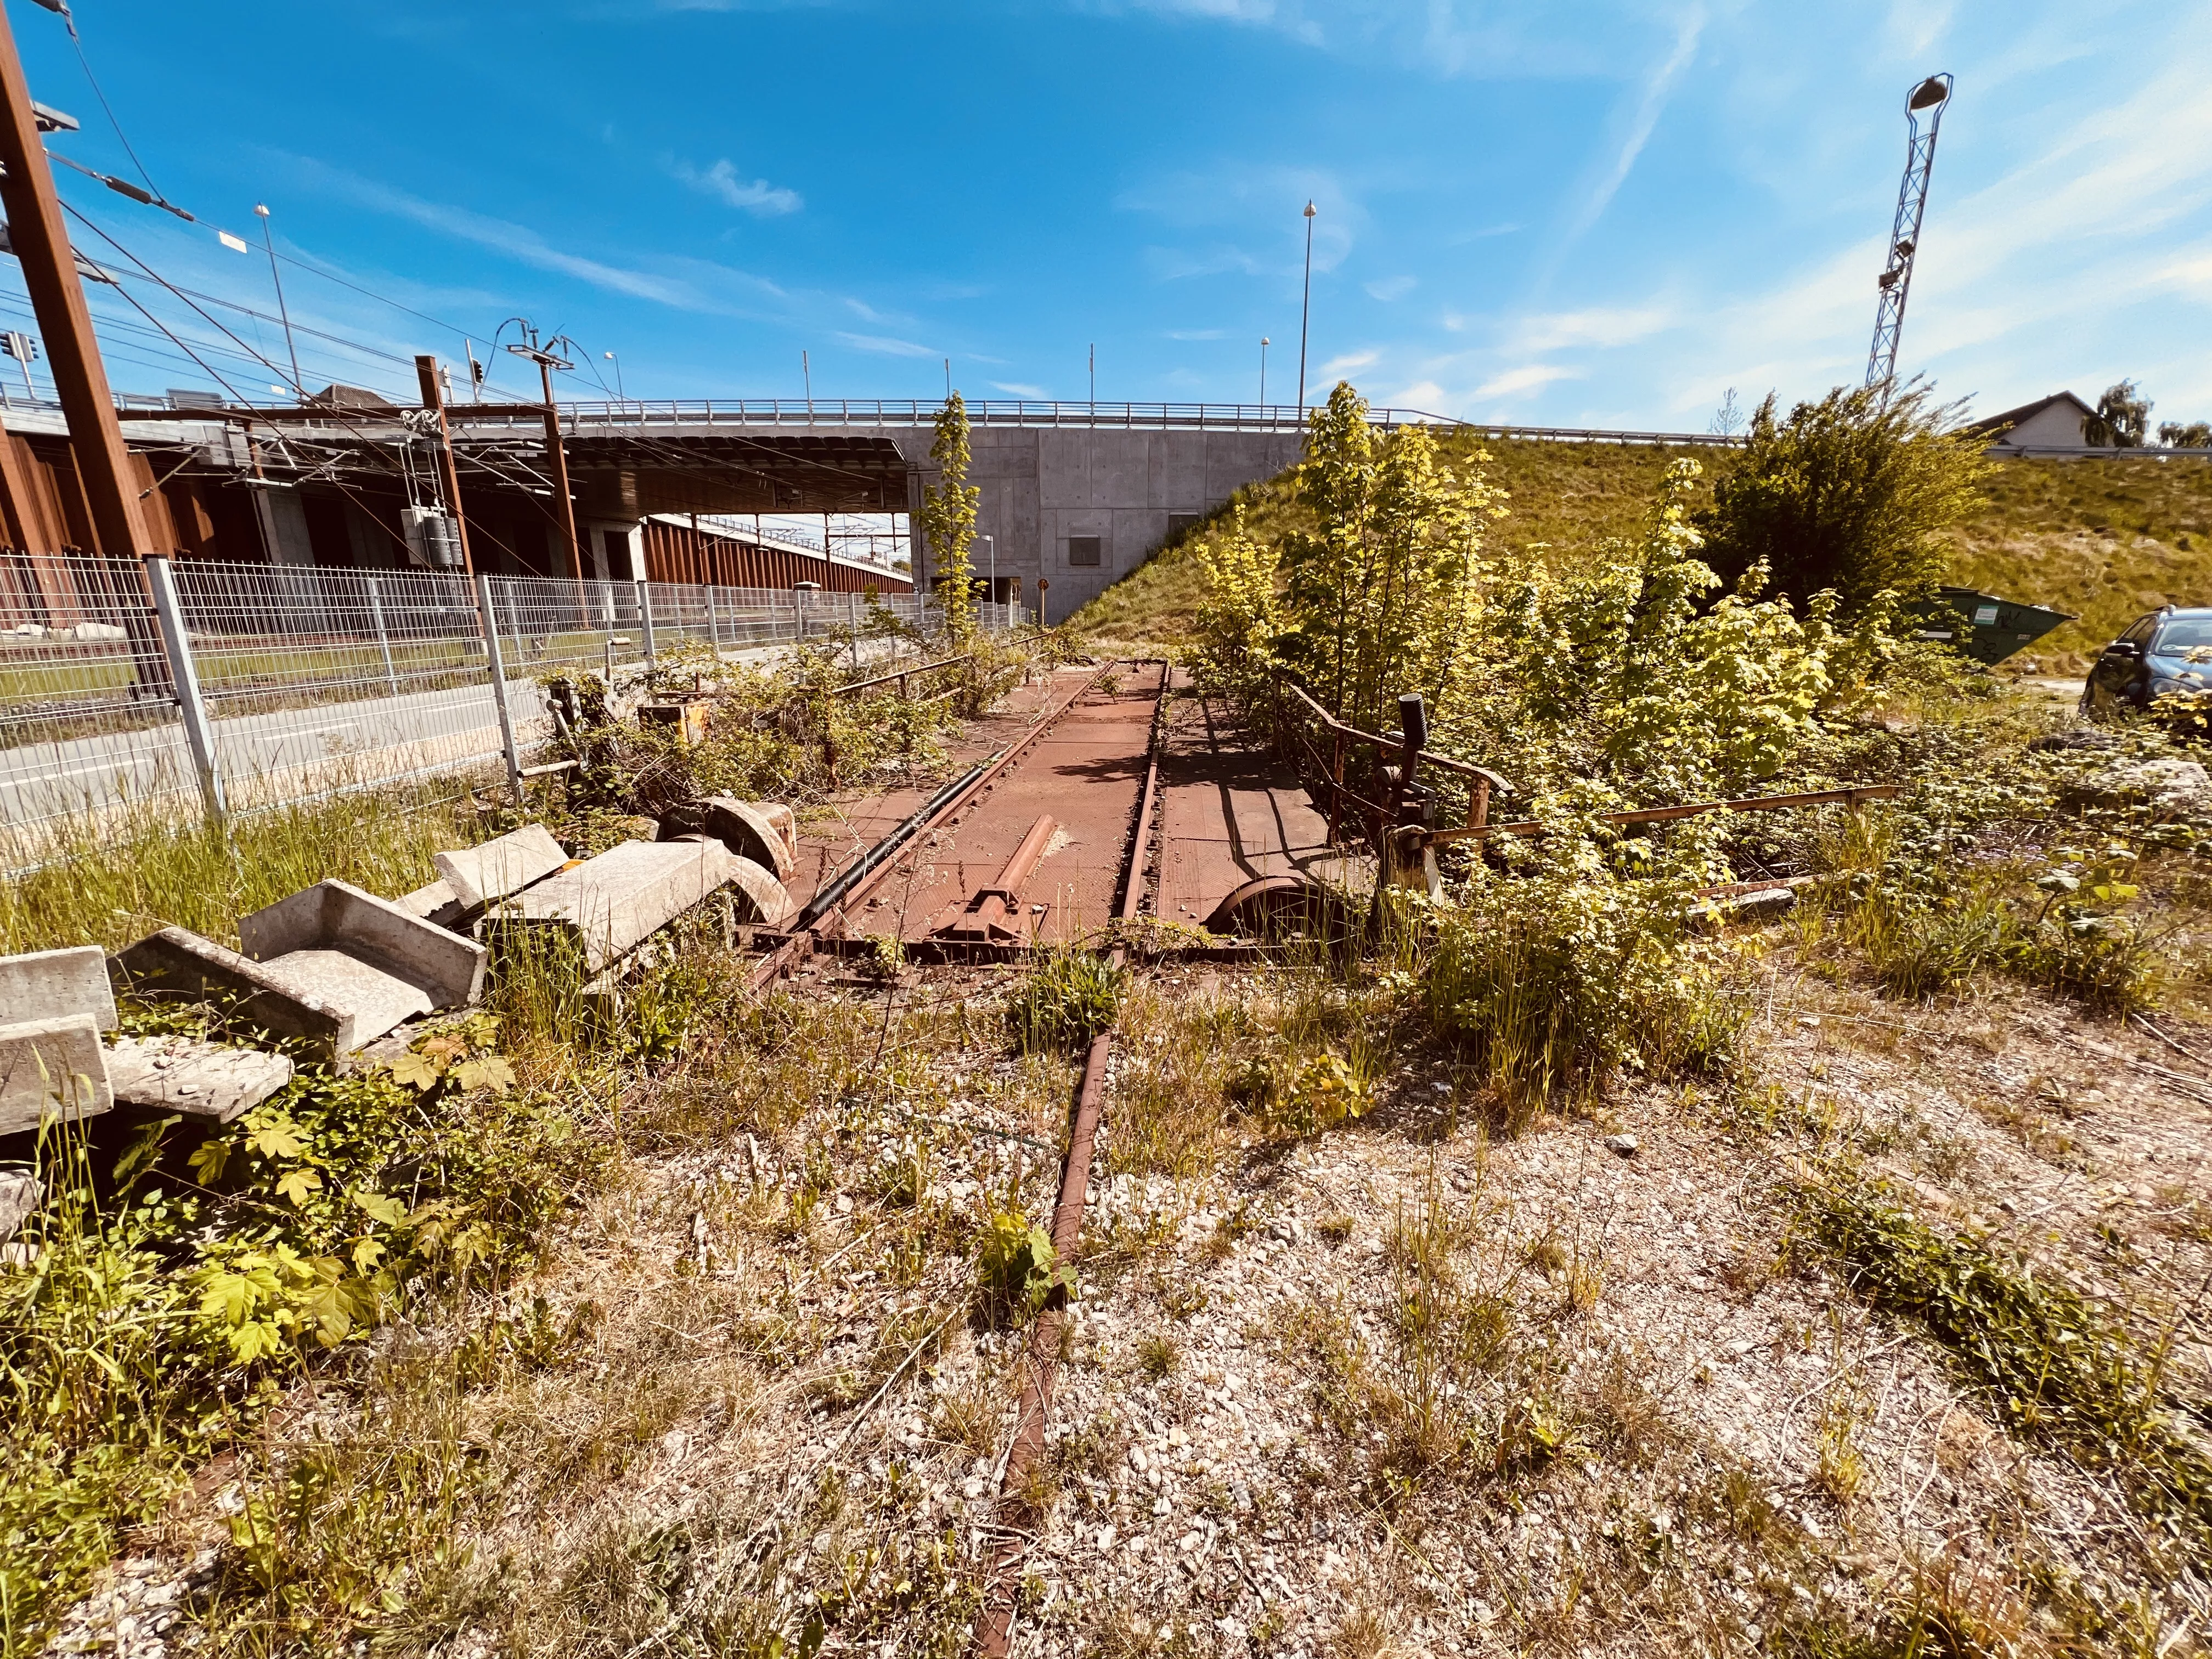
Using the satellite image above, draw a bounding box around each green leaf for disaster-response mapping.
[387,1052,443,1091]
[454,1055,517,1095]
[251,1122,304,1160]
[353,1188,407,1226]
[275,1167,324,1207]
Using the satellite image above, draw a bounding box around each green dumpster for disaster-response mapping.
[1908,586,2074,665]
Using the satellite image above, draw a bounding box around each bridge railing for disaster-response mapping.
[441,397,1748,448]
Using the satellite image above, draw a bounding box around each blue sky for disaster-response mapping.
[5,0,2209,432]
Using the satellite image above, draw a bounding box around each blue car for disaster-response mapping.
[2083,606,2212,713]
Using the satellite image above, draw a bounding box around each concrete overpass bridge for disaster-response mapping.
[14,392,1732,612]
[447,398,1735,614]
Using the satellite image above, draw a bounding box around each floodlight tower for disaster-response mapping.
[1865,73,1953,392]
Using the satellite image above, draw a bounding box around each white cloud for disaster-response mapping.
[1364,275,1416,300]
[1513,304,1675,353]
[991,381,1049,397]
[673,157,803,216]
[301,165,708,308]
[1471,364,1581,400]
[1319,349,1379,375]
[1388,379,1451,411]
[836,332,935,357]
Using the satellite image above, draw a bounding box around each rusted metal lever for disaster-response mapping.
[932,813,1058,944]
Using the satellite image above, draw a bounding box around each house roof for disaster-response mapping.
[1965,390,2101,442]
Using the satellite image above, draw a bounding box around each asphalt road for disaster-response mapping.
[1,634,911,831]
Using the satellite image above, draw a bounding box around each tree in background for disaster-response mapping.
[2158,419,2212,449]
[1708,387,1745,438]
[1694,381,1990,617]
[917,392,979,645]
[2086,380,2153,448]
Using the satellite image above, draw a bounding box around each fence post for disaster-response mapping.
[706,587,719,660]
[637,580,658,672]
[476,572,526,802]
[366,574,399,698]
[145,555,227,819]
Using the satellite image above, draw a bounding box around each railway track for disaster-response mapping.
[738,658,1171,1657]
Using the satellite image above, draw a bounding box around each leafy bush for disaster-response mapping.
[1006,950,1126,1054]
[1417,865,1748,1108]
[1695,379,1991,616]
[0,1018,580,1648]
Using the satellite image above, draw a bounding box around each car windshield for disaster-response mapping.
[2154,618,2212,653]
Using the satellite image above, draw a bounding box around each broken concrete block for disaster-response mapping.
[239,879,487,1029]
[659,797,797,882]
[434,824,569,911]
[107,1034,294,1124]
[398,878,462,924]
[111,926,353,1062]
[1,1013,112,1134]
[0,945,117,1031]
[0,1169,40,1240]
[498,838,742,972]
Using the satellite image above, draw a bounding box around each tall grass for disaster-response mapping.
[0,782,494,955]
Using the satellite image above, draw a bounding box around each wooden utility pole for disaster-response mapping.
[528,352,582,582]
[0,4,152,566]
[414,354,475,575]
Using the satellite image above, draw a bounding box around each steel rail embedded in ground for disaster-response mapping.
[972,659,1169,1659]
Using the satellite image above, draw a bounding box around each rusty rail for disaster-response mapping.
[832,629,1057,697]
[747,661,1121,992]
[1280,680,1511,793]
[972,659,1168,1658]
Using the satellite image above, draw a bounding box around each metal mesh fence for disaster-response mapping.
[2,552,1007,851]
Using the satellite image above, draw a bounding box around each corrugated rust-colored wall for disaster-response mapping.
[638,516,910,592]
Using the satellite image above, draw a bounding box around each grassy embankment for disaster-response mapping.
[1075,434,2212,671]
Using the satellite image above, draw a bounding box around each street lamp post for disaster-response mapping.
[603,350,625,406]
[1260,336,1269,407]
[1296,201,1316,410]
[981,532,996,622]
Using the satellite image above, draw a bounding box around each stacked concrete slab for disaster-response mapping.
[114,879,486,1067]
[1,947,115,1134]
[1,943,295,1137]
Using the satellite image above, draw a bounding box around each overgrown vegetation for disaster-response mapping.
[1695,380,1993,615]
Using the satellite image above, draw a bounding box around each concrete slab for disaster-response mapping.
[1,1013,112,1133]
[239,879,487,1014]
[107,1034,294,1123]
[660,797,797,881]
[398,878,463,924]
[110,927,353,1062]
[0,945,117,1030]
[434,824,570,911]
[0,1169,40,1239]
[499,838,742,972]
[252,950,437,1045]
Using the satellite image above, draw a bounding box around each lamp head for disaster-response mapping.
[1302,201,1317,218]
[1908,74,1950,111]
